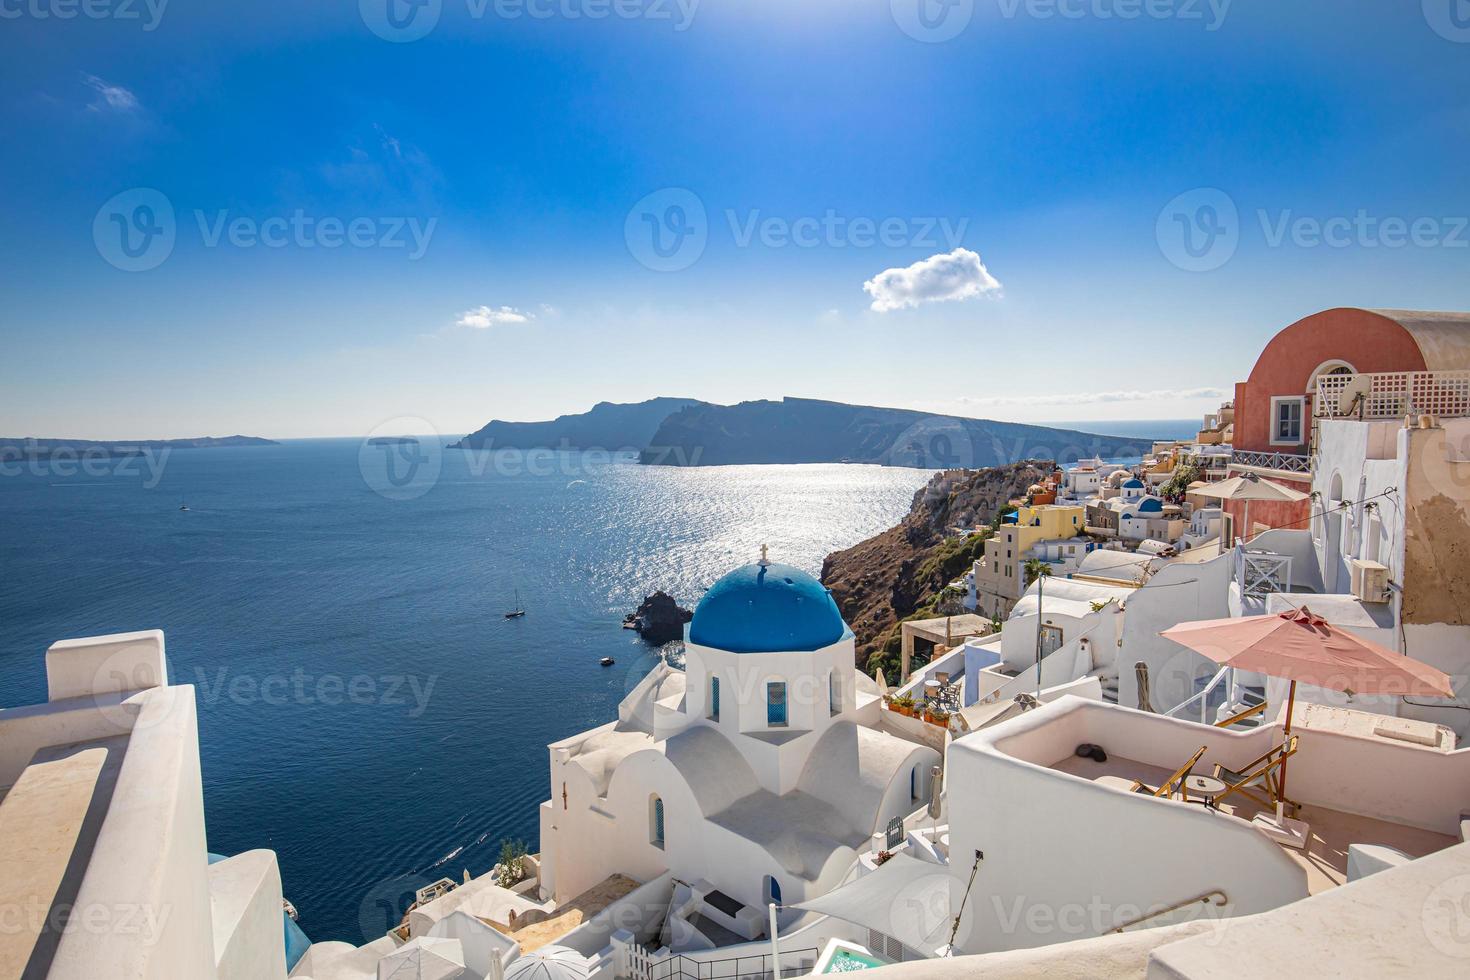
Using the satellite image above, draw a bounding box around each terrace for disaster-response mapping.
[944,696,1470,954]
[0,632,290,979]
[1049,750,1455,895]
[1316,368,1470,421]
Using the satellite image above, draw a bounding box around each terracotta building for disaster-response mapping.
[1226,308,1470,536]
[1234,308,1470,455]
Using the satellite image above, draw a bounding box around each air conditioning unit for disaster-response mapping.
[1349,559,1390,603]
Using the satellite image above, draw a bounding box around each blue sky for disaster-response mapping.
[4,1,1470,438]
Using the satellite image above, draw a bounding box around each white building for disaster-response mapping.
[1183,506,1223,547]
[537,560,941,926]
[1019,536,1090,578]
[1061,465,1100,499]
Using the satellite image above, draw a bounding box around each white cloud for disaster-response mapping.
[82,74,139,113]
[455,305,534,329]
[959,387,1228,408]
[862,247,1001,313]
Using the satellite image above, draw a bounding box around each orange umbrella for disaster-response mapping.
[1161,607,1455,808]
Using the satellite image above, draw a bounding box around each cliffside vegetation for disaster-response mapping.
[822,461,1052,679]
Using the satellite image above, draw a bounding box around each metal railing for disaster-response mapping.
[1316,370,1470,421]
[640,947,819,980]
[1231,449,1311,473]
[1106,890,1228,934]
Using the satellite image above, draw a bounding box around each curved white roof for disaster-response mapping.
[1371,309,1470,371]
[665,726,762,816]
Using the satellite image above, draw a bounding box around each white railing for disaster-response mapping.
[1164,666,1234,725]
[1236,550,1292,599]
[1316,370,1470,420]
[1163,666,1266,727]
[1231,449,1311,473]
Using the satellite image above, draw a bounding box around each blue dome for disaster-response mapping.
[1137,498,1164,513]
[1123,479,1145,489]
[689,562,849,654]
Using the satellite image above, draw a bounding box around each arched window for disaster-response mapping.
[650,796,665,848]
[763,875,782,908]
[709,676,720,722]
[766,681,788,727]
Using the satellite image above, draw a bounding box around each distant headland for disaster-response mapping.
[0,435,279,459]
[451,397,1159,469]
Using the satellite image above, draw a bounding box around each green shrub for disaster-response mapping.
[495,839,529,888]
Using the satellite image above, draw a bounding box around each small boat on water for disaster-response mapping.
[600,657,615,667]
[282,898,298,921]
[505,589,526,619]
[179,497,189,512]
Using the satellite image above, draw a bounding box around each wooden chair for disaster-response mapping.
[1129,745,1208,800]
[1211,736,1300,811]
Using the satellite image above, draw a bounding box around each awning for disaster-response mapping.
[794,853,951,954]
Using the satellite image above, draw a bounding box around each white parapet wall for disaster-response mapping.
[945,697,1310,955]
[211,850,289,980]
[2,630,290,980]
[46,628,169,702]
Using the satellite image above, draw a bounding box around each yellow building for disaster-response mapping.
[972,504,1086,619]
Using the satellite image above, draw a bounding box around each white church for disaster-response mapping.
[537,554,941,937]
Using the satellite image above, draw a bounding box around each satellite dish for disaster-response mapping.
[1330,373,1373,418]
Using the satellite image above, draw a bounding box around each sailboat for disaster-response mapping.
[504,589,526,620]
[179,496,189,512]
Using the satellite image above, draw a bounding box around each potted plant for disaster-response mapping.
[891,694,916,717]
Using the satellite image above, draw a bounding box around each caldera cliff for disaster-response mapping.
[822,461,1052,677]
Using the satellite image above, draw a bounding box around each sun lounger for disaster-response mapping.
[1128,745,1208,800]
[1211,735,1300,811]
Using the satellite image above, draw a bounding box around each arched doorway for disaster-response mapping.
[763,875,782,908]
[1325,472,1345,592]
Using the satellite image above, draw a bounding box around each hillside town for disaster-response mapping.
[5,308,1469,979]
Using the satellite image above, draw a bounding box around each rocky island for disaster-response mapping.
[623,591,693,644]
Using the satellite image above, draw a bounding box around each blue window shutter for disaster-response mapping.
[767,682,787,726]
